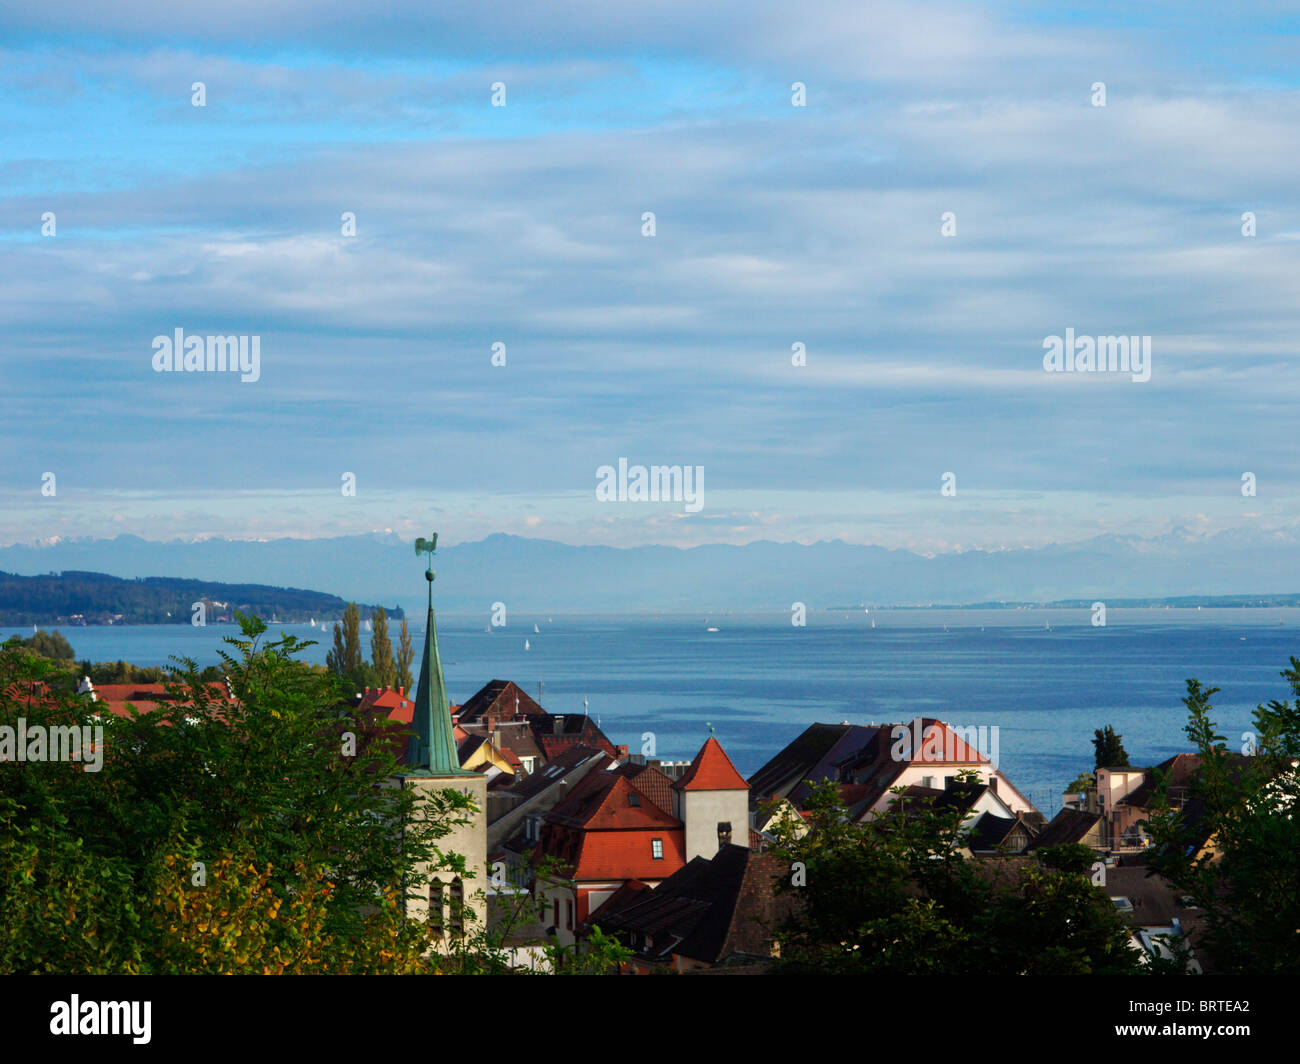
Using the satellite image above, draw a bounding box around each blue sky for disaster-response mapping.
[3,1,1300,553]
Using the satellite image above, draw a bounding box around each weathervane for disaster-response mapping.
[414,533,438,605]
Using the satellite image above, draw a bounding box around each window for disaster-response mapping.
[717,821,732,846]
[628,792,640,806]
[429,882,445,938]
[921,775,934,789]
[450,877,464,938]
[651,838,664,859]
[553,899,559,927]
[565,899,573,930]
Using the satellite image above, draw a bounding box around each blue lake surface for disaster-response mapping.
[7,608,1298,814]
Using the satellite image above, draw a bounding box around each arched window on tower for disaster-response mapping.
[429,880,445,938]
[450,876,464,938]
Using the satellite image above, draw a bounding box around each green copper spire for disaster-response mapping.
[408,534,472,777]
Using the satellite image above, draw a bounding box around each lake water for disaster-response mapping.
[8,607,1298,813]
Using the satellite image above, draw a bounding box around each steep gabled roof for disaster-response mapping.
[674,737,749,792]
[456,679,545,723]
[550,773,680,831]
[747,723,858,800]
[532,714,619,759]
[1032,807,1103,849]
[594,845,792,965]
[617,762,678,815]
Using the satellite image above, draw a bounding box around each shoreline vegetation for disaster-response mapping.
[0,570,400,627]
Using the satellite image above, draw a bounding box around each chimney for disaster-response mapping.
[398,686,404,698]
[553,715,564,735]
[616,744,629,757]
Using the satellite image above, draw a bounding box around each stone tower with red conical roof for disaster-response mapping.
[672,735,751,862]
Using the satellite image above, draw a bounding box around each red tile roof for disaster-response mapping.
[88,682,231,718]
[618,763,677,815]
[553,774,681,831]
[570,826,687,882]
[674,737,749,792]
[356,686,415,724]
[456,679,545,722]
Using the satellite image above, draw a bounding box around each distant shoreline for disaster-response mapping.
[6,601,1300,629]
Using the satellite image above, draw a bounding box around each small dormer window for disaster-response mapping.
[628,792,640,806]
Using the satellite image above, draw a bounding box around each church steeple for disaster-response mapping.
[408,534,472,777]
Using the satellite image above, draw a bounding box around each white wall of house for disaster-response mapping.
[679,788,751,861]
[867,764,1036,816]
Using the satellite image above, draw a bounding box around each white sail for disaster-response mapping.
[525,639,531,650]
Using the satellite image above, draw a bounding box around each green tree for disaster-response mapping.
[397,618,415,692]
[326,602,363,684]
[768,780,1141,975]
[1065,770,1096,793]
[21,629,75,660]
[1093,724,1130,769]
[0,617,476,974]
[370,608,395,688]
[1144,663,1300,974]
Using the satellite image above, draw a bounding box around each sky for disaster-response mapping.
[3,1,1300,554]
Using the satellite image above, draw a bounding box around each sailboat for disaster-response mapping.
[365,618,372,633]
[533,624,540,634]
[310,618,316,627]
[871,618,876,629]
[524,638,531,651]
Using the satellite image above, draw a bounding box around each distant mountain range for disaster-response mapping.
[1,528,1298,616]
[0,570,400,627]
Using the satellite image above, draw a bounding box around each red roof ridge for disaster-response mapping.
[674,736,749,792]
